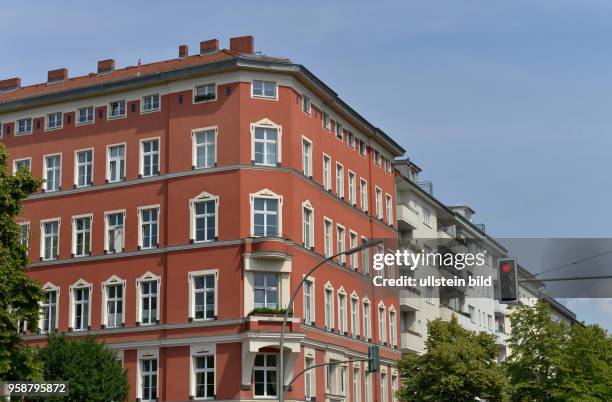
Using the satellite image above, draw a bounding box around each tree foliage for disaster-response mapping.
[506,301,612,401]
[397,315,508,402]
[0,143,45,381]
[35,334,129,402]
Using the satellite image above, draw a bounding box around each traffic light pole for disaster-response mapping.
[285,358,370,394]
[520,275,612,282]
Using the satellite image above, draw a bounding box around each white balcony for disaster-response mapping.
[399,288,422,311]
[400,329,424,353]
[494,301,508,315]
[439,305,488,334]
[397,202,419,230]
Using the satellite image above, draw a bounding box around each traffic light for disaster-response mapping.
[367,345,380,373]
[498,257,518,304]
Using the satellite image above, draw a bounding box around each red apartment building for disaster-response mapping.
[1,36,405,401]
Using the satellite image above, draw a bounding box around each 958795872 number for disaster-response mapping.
[4,382,69,396]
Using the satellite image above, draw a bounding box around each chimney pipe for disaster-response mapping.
[229,35,254,54]
[97,59,115,74]
[48,68,68,82]
[200,39,219,54]
[0,77,21,91]
[179,44,189,58]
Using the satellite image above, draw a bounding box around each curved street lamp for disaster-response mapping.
[278,239,384,402]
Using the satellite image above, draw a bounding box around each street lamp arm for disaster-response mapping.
[286,358,369,391]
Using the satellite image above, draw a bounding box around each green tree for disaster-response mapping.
[35,334,129,402]
[506,301,612,401]
[0,143,45,381]
[397,315,508,402]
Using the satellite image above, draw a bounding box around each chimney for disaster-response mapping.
[200,39,219,54]
[179,44,189,58]
[97,59,115,74]
[47,68,68,82]
[229,35,254,54]
[0,77,21,91]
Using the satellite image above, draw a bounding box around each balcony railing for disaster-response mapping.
[417,181,433,195]
[397,202,419,230]
[400,329,424,353]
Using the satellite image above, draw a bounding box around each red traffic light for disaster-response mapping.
[502,262,511,273]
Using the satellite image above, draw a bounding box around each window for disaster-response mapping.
[348,171,356,205]
[340,365,347,395]
[353,366,361,402]
[140,280,158,325]
[140,207,159,249]
[351,296,359,338]
[41,289,58,334]
[335,122,343,140]
[469,305,476,323]
[305,356,315,400]
[378,305,387,344]
[13,158,31,173]
[194,83,216,103]
[46,112,63,130]
[253,197,279,237]
[72,286,90,331]
[323,154,331,190]
[303,203,314,249]
[349,232,358,269]
[302,94,311,114]
[77,106,94,125]
[385,158,392,173]
[18,222,29,249]
[193,128,217,168]
[421,206,432,226]
[488,314,493,331]
[44,154,61,192]
[108,100,126,119]
[193,274,216,320]
[254,273,278,309]
[141,139,160,177]
[141,358,158,401]
[389,310,397,347]
[252,80,277,99]
[381,372,387,402]
[324,219,333,257]
[360,179,368,211]
[335,163,344,198]
[105,283,124,328]
[16,118,32,135]
[392,374,399,402]
[75,150,93,187]
[192,198,217,242]
[105,212,124,253]
[253,126,278,166]
[194,355,215,398]
[336,225,345,264]
[375,187,383,219]
[386,194,393,224]
[365,371,372,402]
[425,286,434,304]
[374,149,382,166]
[363,301,371,340]
[107,144,125,183]
[338,292,347,335]
[302,137,312,177]
[359,140,367,157]
[253,354,278,397]
[362,237,370,275]
[41,220,60,260]
[304,280,314,325]
[142,94,160,112]
[322,111,330,131]
[325,287,334,330]
[72,215,92,257]
[348,132,355,148]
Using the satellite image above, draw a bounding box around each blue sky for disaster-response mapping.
[2,0,611,330]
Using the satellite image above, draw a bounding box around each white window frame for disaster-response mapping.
[139,137,161,178]
[302,94,311,114]
[253,353,279,397]
[101,275,127,328]
[69,278,92,331]
[190,345,216,400]
[324,217,333,258]
[136,271,161,326]
[193,83,217,104]
[324,282,335,331]
[16,117,32,135]
[18,221,30,251]
[353,364,361,402]
[304,351,316,400]
[337,288,347,335]
[350,292,360,338]
[378,302,387,345]
[43,153,62,192]
[74,148,94,188]
[335,162,344,198]
[40,282,60,334]
[302,136,313,177]
[13,157,31,174]
[375,187,383,219]
[422,206,432,227]
[349,230,358,269]
[137,349,159,402]
[363,298,372,341]
[71,213,93,257]
[76,106,95,126]
[40,218,61,261]
[322,111,331,131]
[188,269,219,321]
[141,93,161,113]
[108,100,127,120]
[138,205,160,249]
[250,118,282,166]
[389,307,397,348]
[249,188,283,237]
[192,126,218,169]
[360,178,368,212]
[251,80,278,100]
[303,276,315,325]
[45,112,63,131]
[190,191,219,243]
[362,236,370,275]
[348,170,356,205]
[302,200,314,249]
[106,143,126,183]
[104,209,126,254]
[322,153,332,191]
[335,121,344,141]
[385,193,393,225]
[336,224,345,264]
